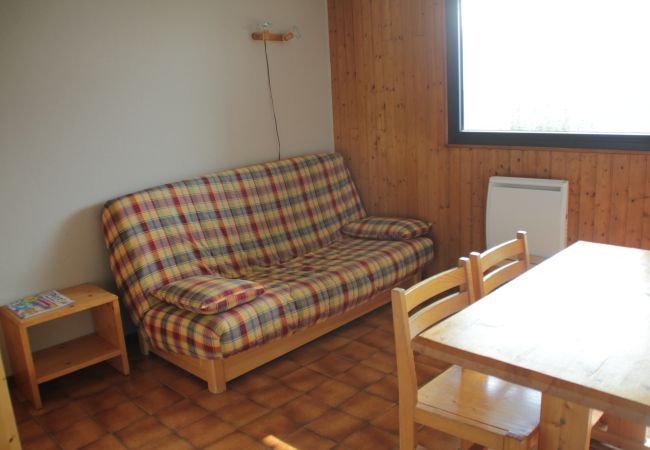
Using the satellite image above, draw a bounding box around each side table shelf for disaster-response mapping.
[33,333,123,383]
[0,284,130,409]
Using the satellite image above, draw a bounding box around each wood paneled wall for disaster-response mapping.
[328,0,650,271]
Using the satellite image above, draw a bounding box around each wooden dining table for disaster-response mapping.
[413,241,650,450]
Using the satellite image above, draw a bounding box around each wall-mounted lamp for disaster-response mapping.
[252,21,301,161]
[252,22,300,42]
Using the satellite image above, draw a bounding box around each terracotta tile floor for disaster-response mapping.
[11,305,465,450]
[12,303,635,450]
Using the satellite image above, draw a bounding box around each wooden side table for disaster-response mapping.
[0,284,129,408]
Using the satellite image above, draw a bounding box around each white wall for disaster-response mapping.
[0,0,333,362]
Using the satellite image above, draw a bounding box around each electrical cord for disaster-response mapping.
[263,40,281,160]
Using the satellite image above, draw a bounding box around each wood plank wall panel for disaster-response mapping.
[328,0,650,272]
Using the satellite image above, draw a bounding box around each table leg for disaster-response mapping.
[539,394,592,450]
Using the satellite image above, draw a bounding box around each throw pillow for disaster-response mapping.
[151,275,265,314]
[342,216,431,240]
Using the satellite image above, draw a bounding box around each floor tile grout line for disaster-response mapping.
[14,306,432,450]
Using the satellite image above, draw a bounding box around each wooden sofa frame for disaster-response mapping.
[137,274,421,393]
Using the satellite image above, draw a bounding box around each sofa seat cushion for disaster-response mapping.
[142,280,300,358]
[140,236,433,359]
[151,275,265,314]
[342,217,431,240]
[250,236,434,326]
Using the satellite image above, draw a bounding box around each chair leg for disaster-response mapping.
[399,410,416,449]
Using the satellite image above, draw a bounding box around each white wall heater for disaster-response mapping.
[486,176,569,260]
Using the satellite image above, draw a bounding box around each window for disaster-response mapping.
[447,0,650,150]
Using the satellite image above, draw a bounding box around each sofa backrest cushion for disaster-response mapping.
[102,152,366,324]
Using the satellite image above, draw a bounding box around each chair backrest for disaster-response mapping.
[470,230,530,299]
[392,257,476,403]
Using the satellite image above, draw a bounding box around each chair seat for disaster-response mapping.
[416,365,541,446]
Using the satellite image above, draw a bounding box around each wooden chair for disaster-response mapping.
[470,230,530,299]
[392,257,541,450]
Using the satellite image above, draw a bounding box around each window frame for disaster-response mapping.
[446,0,650,151]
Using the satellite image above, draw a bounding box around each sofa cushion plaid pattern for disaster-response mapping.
[247,163,308,261]
[101,184,216,322]
[251,236,434,327]
[102,152,366,326]
[103,151,434,360]
[142,280,299,358]
[151,275,265,314]
[182,176,250,278]
[342,217,431,240]
[141,236,433,358]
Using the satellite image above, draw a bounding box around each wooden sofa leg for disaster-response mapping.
[206,358,226,393]
[138,328,150,356]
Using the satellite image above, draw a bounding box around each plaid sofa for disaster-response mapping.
[102,152,434,359]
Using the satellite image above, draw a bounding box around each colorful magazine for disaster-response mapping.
[6,290,75,319]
